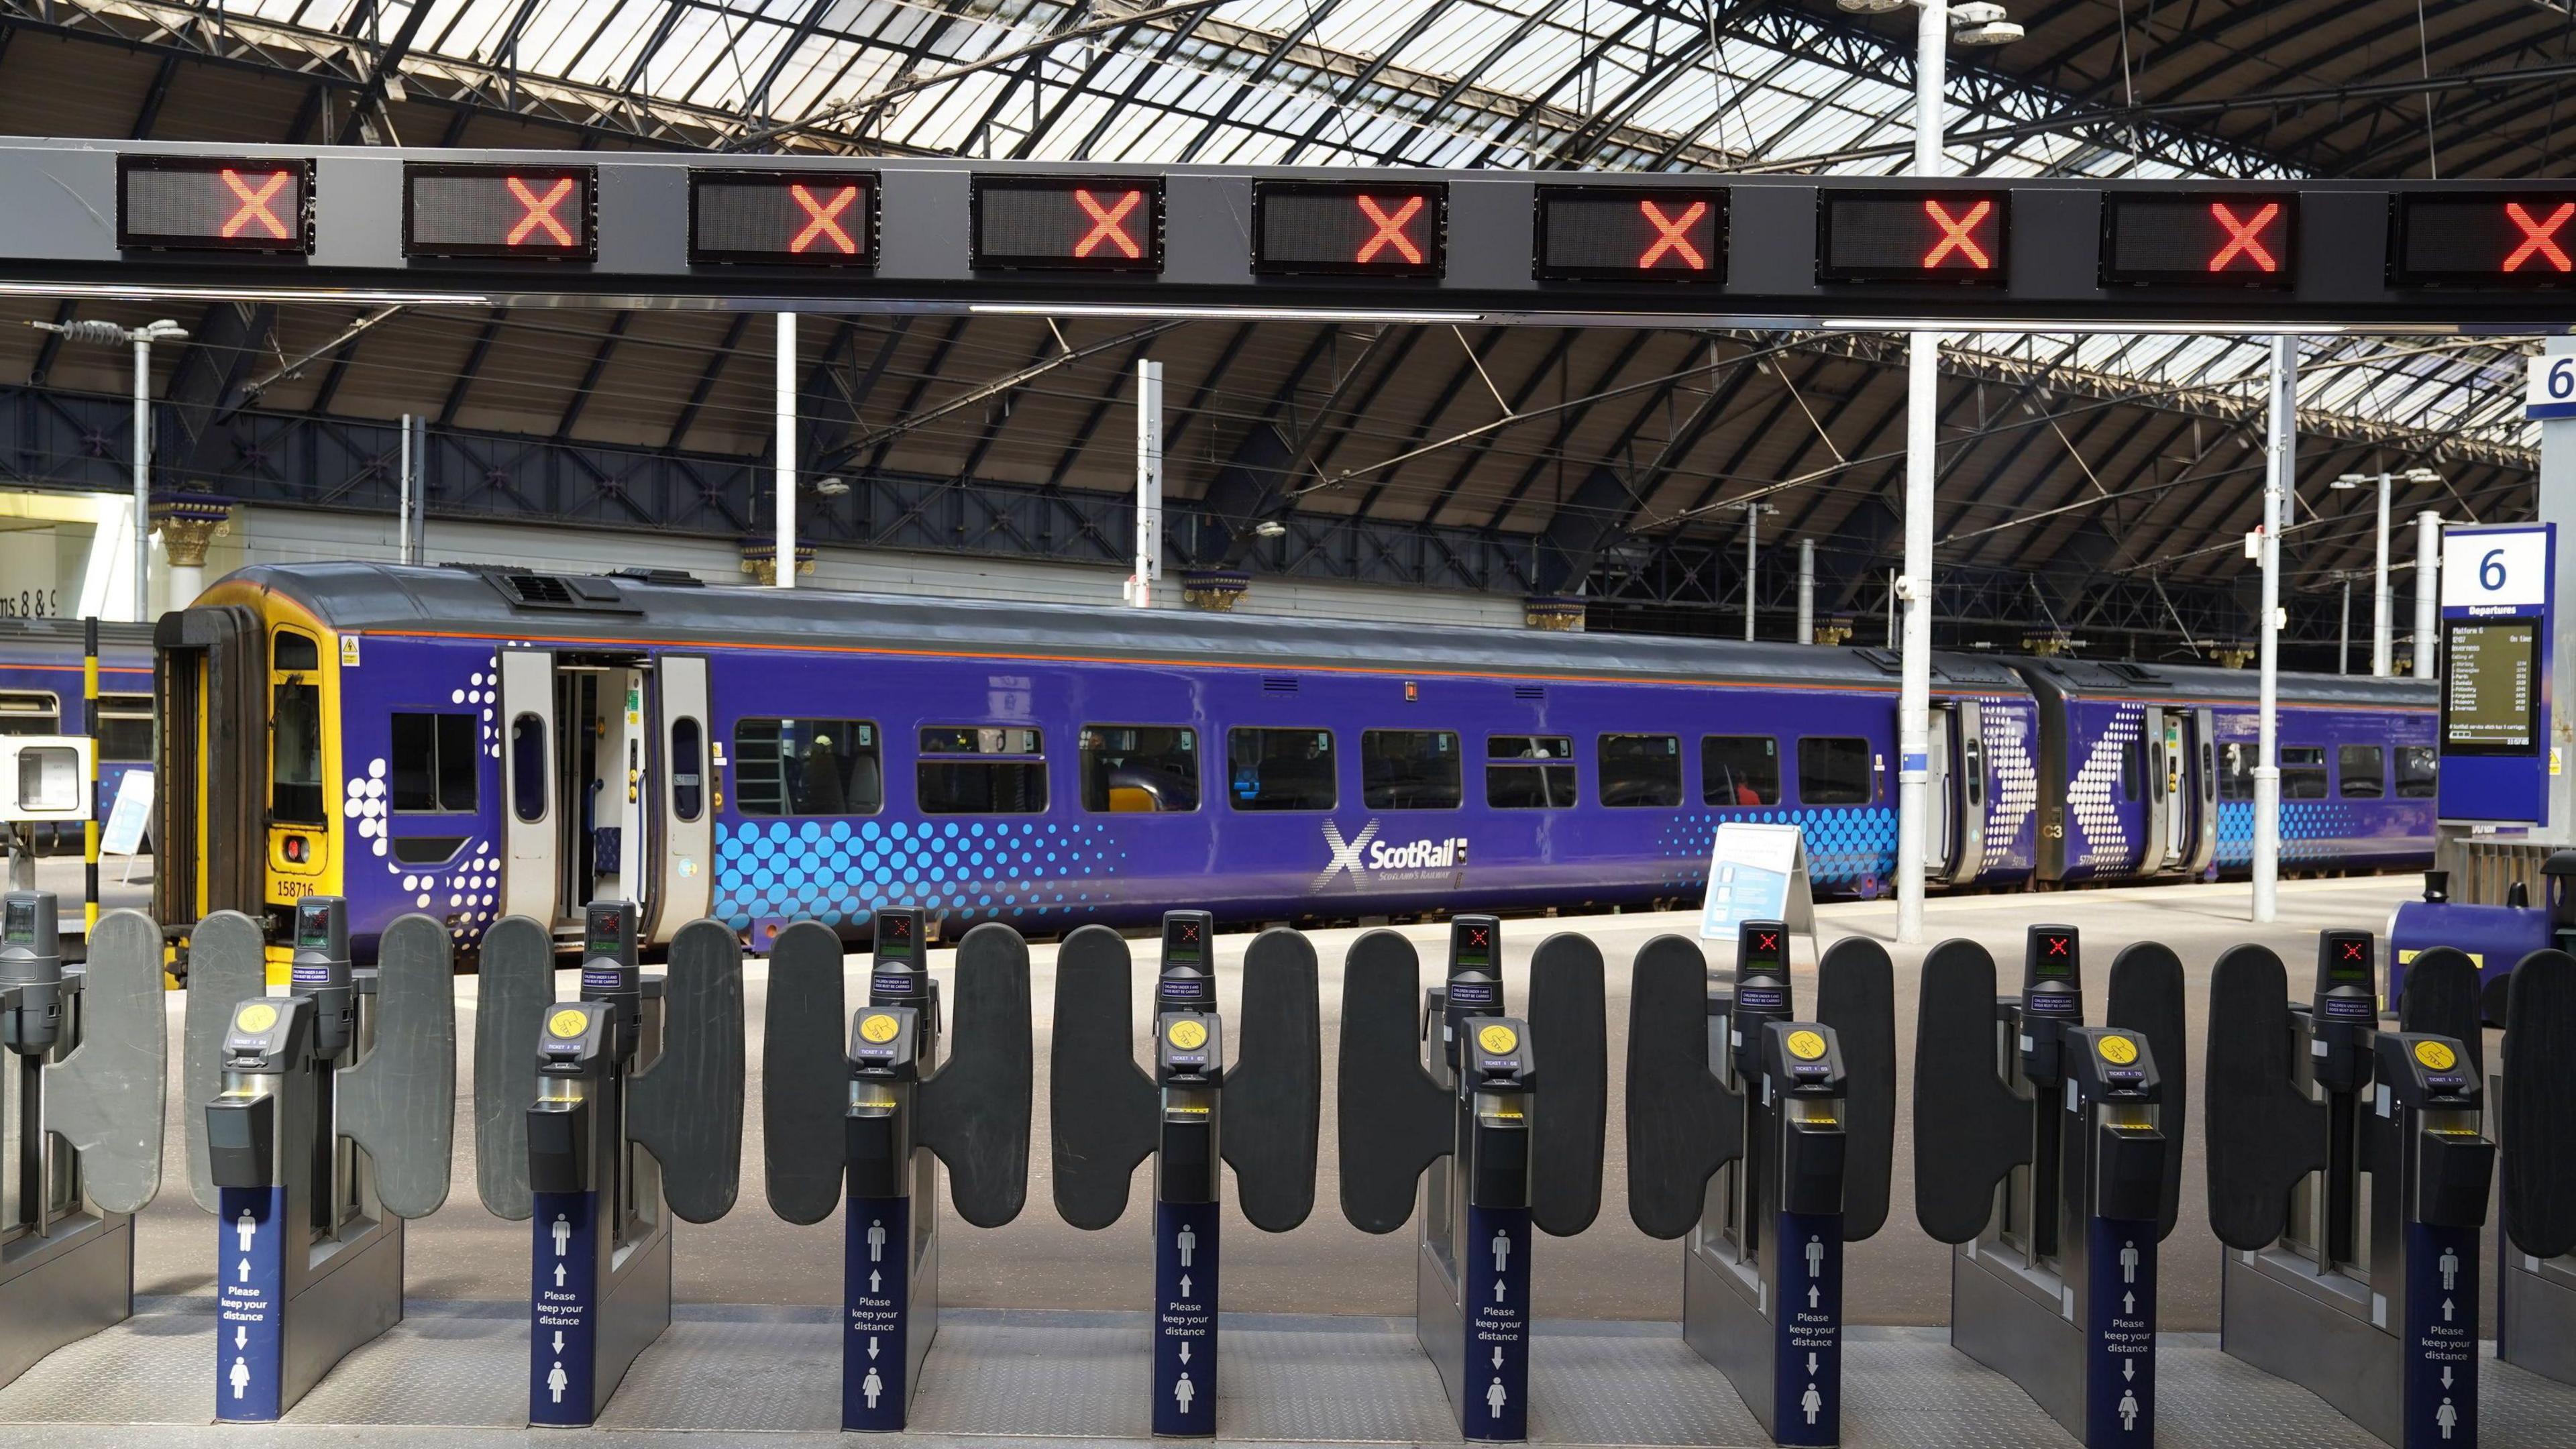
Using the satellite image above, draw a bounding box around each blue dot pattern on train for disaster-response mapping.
[714,818,1126,931]
[1654,807,1900,891]
[2214,800,2355,868]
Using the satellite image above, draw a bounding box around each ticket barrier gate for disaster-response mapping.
[1338,916,1606,1442]
[766,908,1033,1432]
[2207,934,2493,1449]
[1049,911,1320,1436]
[0,895,164,1389]
[474,902,745,1427]
[1912,926,2185,1449]
[2491,949,2576,1384]
[1625,921,1896,1446]
[184,898,455,1421]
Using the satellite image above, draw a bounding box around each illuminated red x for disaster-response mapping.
[2044,935,2070,957]
[1357,195,1426,264]
[2506,201,2575,273]
[2208,202,2280,272]
[220,168,292,239]
[506,176,576,247]
[1075,189,1143,259]
[2341,941,2367,961]
[790,184,859,254]
[1639,199,1709,269]
[1755,931,1779,952]
[1922,199,1992,269]
[890,916,912,938]
[1468,926,1491,947]
[1179,922,1201,943]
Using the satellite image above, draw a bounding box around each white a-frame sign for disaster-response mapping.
[1697,822,1818,947]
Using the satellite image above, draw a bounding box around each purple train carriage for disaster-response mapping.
[140,562,2433,964]
[0,617,159,852]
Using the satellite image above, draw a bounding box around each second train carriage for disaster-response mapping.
[147,561,2435,961]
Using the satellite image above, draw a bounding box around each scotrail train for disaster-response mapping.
[140,561,2434,961]
[0,617,158,849]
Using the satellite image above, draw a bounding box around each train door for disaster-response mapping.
[647,655,712,943]
[2140,706,2172,873]
[2184,707,2218,876]
[555,660,652,926]
[498,650,559,926]
[1925,708,1957,877]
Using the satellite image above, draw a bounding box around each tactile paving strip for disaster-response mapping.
[3,1301,2573,1447]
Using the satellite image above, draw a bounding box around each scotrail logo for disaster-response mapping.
[1313,820,1470,891]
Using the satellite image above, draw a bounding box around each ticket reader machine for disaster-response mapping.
[0,896,164,1389]
[1911,926,2186,1449]
[1625,922,1896,1446]
[1337,917,1606,1442]
[766,908,1034,1432]
[1049,911,1320,1436]
[184,900,455,1421]
[474,902,745,1428]
[2207,934,2495,1449]
[2499,948,2576,1383]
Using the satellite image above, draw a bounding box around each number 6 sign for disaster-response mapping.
[2527,354,2576,420]
[2445,526,2550,608]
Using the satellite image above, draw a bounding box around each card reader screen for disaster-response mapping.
[584,906,627,957]
[2031,929,2076,977]
[3,900,31,943]
[1165,914,1205,965]
[2326,934,2373,983]
[297,903,332,949]
[1454,919,1495,971]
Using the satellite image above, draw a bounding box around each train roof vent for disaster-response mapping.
[1514,684,1546,700]
[2104,663,2168,686]
[470,568,641,615]
[1261,676,1299,694]
[608,567,704,588]
[1854,648,1902,676]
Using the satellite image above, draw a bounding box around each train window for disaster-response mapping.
[2396,745,2438,798]
[273,632,319,672]
[2280,746,2329,800]
[1081,725,1199,813]
[1228,729,1337,812]
[98,694,154,761]
[2337,745,2385,799]
[1701,736,1781,806]
[1363,730,1462,810]
[0,692,58,736]
[1486,735,1576,810]
[511,714,549,821]
[672,717,705,822]
[1598,734,1682,808]
[918,726,1048,814]
[2219,743,2254,801]
[1797,737,1872,806]
[734,718,883,816]
[270,627,327,826]
[2120,738,2143,803]
[390,713,478,812]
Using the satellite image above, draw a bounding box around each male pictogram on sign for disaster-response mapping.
[221,170,294,240]
[507,177,578,247]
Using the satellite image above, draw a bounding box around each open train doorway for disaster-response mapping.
[499,650,654,938]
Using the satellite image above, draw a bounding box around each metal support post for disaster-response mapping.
[131,334,152,621]
[2339,578,2351,675]
[2373,471,2393,676]
[1129,360,1164,609]
[2253,335,2294,924]
[1798,539,1816,645]
[1743,508,1759,642]
[1894,0,1948,946]
[397,415,417,566]
[775,313,797,591]
[2416,512,2442,679]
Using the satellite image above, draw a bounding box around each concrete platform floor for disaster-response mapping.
[97,873,2446,1336]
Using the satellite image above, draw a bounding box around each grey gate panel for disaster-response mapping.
[918,922,1034,1230]
[627,917,745,1224]
[1220,926,1321,1234]
[337,914,455,1220]
[1335,930,1451,1235]
[473,914,555,1220]
[181,910,268,1212]
[1624,934,1736,1240]
[1047,926,1158,1232]
[761,920,848,1228]
[43,908,167,1216]
[1528,931,1607,1238]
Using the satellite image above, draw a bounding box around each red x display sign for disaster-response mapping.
[2102,193,2297,286]
[2392,192,2576,286]
[972,176,1163,271]
[1818,189,2008,284]
[405,164,594,258]
[1255,180,1446,276]
[117,156,311,254]
[1534,187,1727,281]
[689,171,876,266]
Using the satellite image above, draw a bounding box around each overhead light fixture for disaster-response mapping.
[2404,466,2442,484]
[1953,19,2025,44]
[2331,474,2367,489]
[1950,1,2008,21]
[1835,0,1909,12]
[814,476,850,496]
[1252,520,1288,539]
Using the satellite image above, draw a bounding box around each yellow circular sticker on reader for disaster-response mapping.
[2098,1035,2139,1066]
[2414,1040,2458,1071]
[1167,1019,1208,1051]
[859,1013,901,1044]
[547,1008,590,1039]
[1786,1030,1828,1061]
[234,1002,279,1034]
[1477,1024,1520,1055]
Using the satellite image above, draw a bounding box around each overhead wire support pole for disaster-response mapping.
[2373,469,2393,676]
[1896,0,1949,947]
[1130,359,1164,610]
[132,329,151,622]
[776,313,798,591]
[2416,511,2443,677]
[2253,335,2294,924]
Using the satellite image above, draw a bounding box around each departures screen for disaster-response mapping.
[2443,619,2540,754]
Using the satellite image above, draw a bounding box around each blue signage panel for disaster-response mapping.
[2436,523,2554,826]
[1153,1200,1218,1436]
[2084,1216,2157,1448]
[1772,1210,1842,1446]
[2402,1222,2477,1449]
[531,1189,600,1426]
[1460,1204,1531,1442]
[845,1194,912,1430]
[215,1185,287,1422]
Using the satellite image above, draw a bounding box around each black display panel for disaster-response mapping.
[1534,188,1726,281]
[2102,193,2296,286]
[1818,190,2008,284]
[1254,181,1445,277]
[689,170,875,265]
[404,164,594,259]
[971,176,1163,271]
[2392,193,2576,286]
[2031,927,2077,977]
[117,156,311,254]
[2443,619,2541,755]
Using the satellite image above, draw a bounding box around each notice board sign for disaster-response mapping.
[2437,523,2555,825]
[101,768,152,857]
[1698,822,1816,943]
